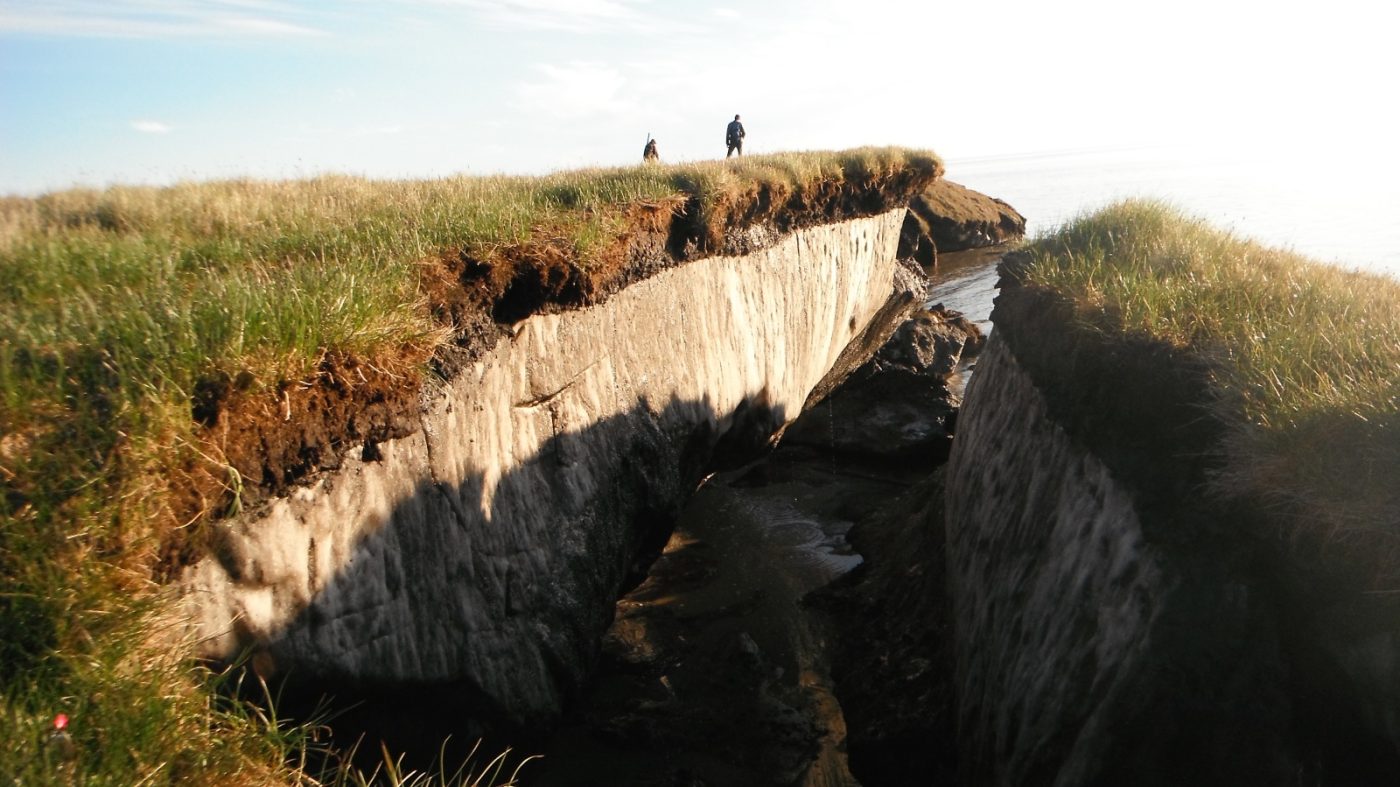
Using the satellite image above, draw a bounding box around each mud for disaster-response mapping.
[524,444,927,787]
[816,471,957,786]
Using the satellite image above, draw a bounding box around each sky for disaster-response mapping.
[1,0,1397,196]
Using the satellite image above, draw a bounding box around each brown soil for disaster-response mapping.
[157,346,431,576]
[899,179,1026,267]
[157,171,937,575]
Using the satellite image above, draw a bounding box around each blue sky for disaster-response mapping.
[2,0,1395,195]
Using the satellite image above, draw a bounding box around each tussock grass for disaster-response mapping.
[0,147,940,783]
[327,739,537,787]
[0,600,309,785]
[1021,199,1400,566]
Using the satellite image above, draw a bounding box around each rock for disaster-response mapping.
[528,475,849,786]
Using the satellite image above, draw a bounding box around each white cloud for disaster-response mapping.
[0,0,327,38]
[131,120,173,134]
[713,8,739,18]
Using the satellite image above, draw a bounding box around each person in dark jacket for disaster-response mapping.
[643,138,659,163]
[726,114,745,158]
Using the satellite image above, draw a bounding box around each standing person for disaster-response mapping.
[726,114,746,158]
[643,138,659,163]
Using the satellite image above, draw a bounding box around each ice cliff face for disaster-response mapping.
[943,337,1286,785]
[944,271,1400,785]
[180,209,917,728]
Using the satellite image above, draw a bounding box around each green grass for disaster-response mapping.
[0,147,941,784]
[0,604,310,785]
[1021,199,1400,555]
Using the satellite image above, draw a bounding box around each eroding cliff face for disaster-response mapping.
[944,267,1400,784]
[947,338,1264,785]
[180,209,915,729]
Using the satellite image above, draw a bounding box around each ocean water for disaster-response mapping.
[928,144,1400,324]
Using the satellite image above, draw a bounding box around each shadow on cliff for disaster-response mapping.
[221,389,793,775]
[947,269,1400,785]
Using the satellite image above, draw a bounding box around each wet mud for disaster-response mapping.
[525,444,931,787]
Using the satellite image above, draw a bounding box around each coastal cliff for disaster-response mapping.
[180,209,920,729]
[944,220,1400,785]
[7,148,986,783]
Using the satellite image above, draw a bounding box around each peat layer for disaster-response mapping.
[898,179,1027,267]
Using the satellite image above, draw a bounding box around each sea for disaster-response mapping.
[928,144,1400,329]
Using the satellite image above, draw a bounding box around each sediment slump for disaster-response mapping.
[180,209,917,730]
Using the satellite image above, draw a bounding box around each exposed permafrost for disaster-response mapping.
[180,209,913,728]
[945,308,1400,783]
[946,337,1172,785]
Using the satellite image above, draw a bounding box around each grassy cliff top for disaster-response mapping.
[1015,199,1400,576]
[0,147,940,785]
[2,146,941,411]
